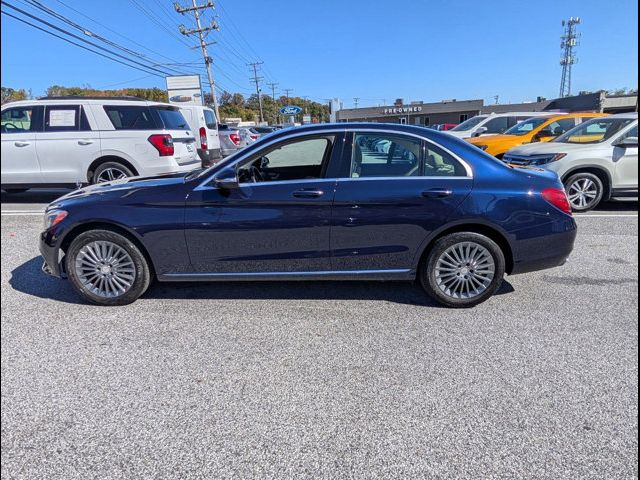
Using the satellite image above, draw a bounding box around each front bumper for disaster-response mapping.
[39,227,65,278]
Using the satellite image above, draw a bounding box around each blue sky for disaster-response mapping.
[1,0,637,107]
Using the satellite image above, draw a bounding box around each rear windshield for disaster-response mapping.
[203,109,217,129]
[154,107,189,130]
[104,105,156,130]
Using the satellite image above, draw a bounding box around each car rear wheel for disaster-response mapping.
[564,172,604,212]
[92,162,134,184]
[66,230,151,306]
[420,232,506,308]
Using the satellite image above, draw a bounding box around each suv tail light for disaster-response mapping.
[148,134,174,156]
[229,133,241,145]
[199,127,207,150]
[542,187,572,215]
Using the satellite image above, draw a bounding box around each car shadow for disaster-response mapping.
[1,189,70,204]
[10,256,515,307]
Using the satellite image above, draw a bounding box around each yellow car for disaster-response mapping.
[468,113,608,158]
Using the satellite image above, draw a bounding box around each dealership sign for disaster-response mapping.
[280,105,303,115]
[382,106,423,114]
[166,75,203,106]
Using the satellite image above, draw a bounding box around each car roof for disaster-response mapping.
[1,97,174,108]
[607,112,638,119]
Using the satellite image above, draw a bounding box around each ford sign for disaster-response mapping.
[280,105,303,115]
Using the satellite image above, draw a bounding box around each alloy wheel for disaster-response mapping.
[96,167,129,183]
[74,241,136,298]
[567,178,599,210]
[434,241,496,299]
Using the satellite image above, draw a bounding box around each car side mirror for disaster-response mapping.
[472,126,488,137]
[214,167,239,189]
[614,136,639,149]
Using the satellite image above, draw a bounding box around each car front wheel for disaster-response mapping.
[66,230,151,306]
[420,232,506,308]
[564,172,604,212]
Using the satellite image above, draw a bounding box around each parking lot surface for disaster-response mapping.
[1,191,638,479]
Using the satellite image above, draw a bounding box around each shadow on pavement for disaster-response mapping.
[10,256,515,307]
[1,189,70,205]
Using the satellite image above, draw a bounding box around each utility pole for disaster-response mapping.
[353,97,360,108]
[493,95,499,104]
[267,82,278,124]
[559,17,580,98]
[247,61,264,123]
[176,0,220,120]
[283,88,293,104]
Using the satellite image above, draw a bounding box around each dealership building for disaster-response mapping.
[334,91,637,126]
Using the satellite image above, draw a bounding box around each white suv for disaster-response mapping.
[504,113,638,211]
[446,112,552,139]
[1,97,199,192]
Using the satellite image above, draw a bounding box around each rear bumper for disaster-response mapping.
[510,217,577,275]
[197,148,222,167]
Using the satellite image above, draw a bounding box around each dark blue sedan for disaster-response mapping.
[40,123,577,308]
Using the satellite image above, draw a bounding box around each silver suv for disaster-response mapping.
[504,113,638,211]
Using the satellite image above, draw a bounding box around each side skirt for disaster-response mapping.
[157,269,415,282]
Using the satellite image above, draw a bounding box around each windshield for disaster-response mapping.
[554,117,636,144]
[504,117,549,136]
[451,116,487,131]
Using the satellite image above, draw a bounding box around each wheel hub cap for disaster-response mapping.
[567,178,598,209]
[75,241,136,298]
[435,241,496,300]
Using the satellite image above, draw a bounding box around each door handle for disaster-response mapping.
[78,140,94,145]
[14,141,30,147]
[422,188,453,198]
[292,189,324,198]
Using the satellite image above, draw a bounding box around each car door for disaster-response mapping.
[36,104,101,184]
[612,125,638,190]
[331,131,473,272]
[184,133,344,273]
[1,104,43,185]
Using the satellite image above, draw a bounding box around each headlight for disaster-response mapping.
[536,153,567,165]
[44,210,68,230]
[476,145,488,151]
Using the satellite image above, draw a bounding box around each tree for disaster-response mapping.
[1,87,29,104]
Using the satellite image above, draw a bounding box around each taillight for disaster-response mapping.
[542,187,572,215]
[199,127,207,150]
[229,133,241,145]
[148,134,174,156]
[250,134,258,140]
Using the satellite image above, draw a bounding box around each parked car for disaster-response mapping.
[1,97,199,192]
[446,112,552,139]
[468,113,608,159]
[217,124,244,157]
[250,126,276,135]
[178,105,221,167]
[40,123,576,308]
[438,123,458,131]
[237,126,259,145]
[504,113,638,211]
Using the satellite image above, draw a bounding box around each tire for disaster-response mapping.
[3,188,29,194]
[420,232,506,308]
[66,229,151,306]
[92,162,134,184]
[564,172,604,212]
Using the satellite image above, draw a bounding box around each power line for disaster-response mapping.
[128,0,193,49]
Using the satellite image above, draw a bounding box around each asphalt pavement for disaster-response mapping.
[1,190,638,479]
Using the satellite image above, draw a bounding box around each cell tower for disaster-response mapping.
[559,17,581,97]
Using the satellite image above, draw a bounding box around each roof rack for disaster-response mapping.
[36,95,149,101]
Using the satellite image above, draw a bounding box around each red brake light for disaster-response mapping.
[229,133,241,145]
[199,127,207,150]
[148,134,174,156]
[542,187,572,215]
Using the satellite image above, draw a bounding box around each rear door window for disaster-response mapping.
[203,109,217,129]
[104,105,156,130]
[546,118,577,136]
[44,105,91,132]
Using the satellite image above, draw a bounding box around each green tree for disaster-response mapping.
[1,87,29,104]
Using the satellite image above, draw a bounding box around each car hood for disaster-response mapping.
[506,141,600,156]
[53,171,193,203]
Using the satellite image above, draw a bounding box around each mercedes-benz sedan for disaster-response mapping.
[40,123,577,308]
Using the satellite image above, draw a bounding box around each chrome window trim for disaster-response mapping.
[194,127,474,191]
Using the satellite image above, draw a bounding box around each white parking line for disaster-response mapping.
[575,214,638,218]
